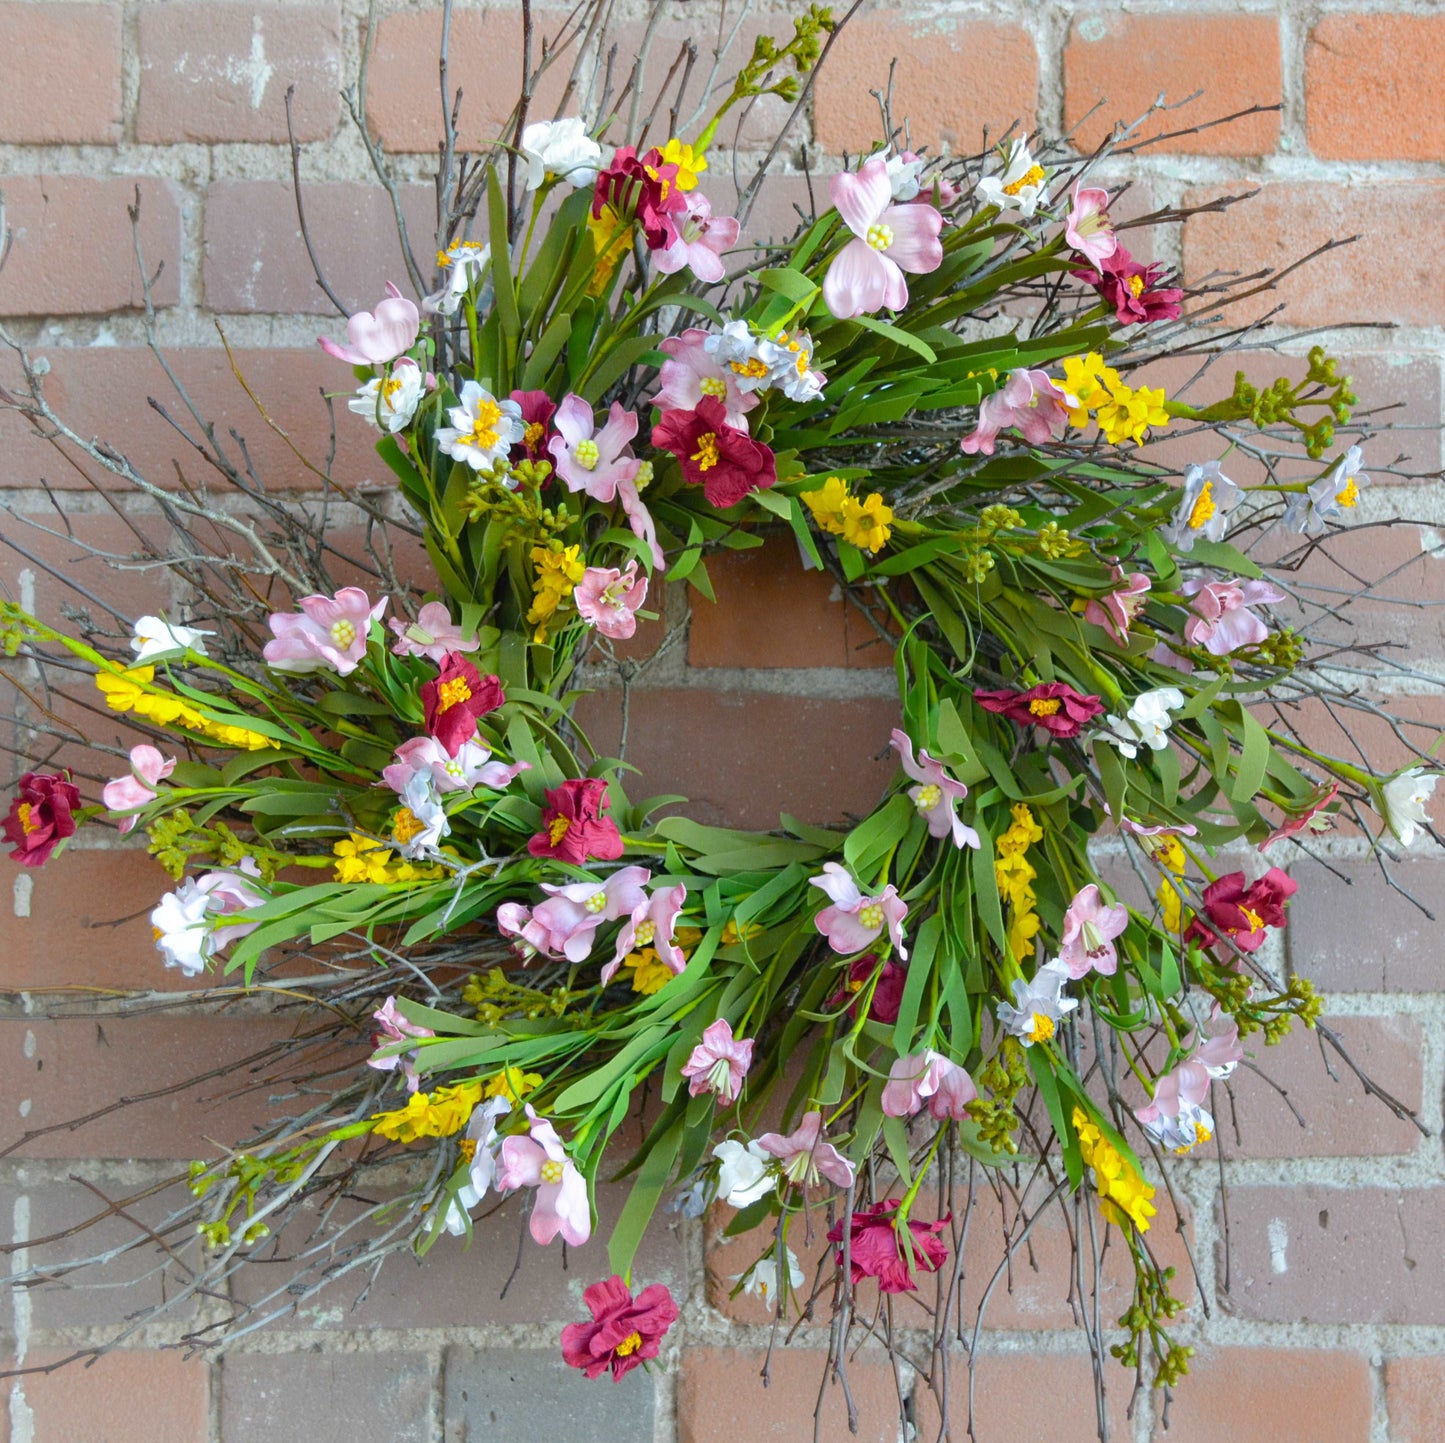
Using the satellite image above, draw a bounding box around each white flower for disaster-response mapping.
[435,381,525,471]
[444,1097,512,1235]
[520,117,603,191]
[975,136,1050,219]
[1159,461,1243,552]
[995,958,1077,1046]
[1284,446,1369,537]
[130,615,213,662]
[884,149,925,201]
[1139,1100,1214,1155]
[737,1247,804,1306]
[348,358,425,432]
[755,329,826,403]
[1381,768,1439,847]
[150,880,214,976]
[1099,687,1186,760]
[703,321,767,392]
[423,239,490,316]
[395,773,450,859]
[712,1138,774,1207]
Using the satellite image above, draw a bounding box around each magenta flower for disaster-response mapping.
[101,744,176,832]
[1180,576,1287,657]
[680,1019,754,1106]
[889,728,979,850]
[880,1050,978,1122]
[655,328,758,431]
[524,865,651,964]
[548,395,642,503]
[511,388,557,461]
[1079,245,1183,326]
[974,682,1105,739]
[575,562,649,641]
[652,190,739,283]
[1259,782,1339,852]
[367,996,435,1092]
[562,1275,679,1382]
[810,862,909,959]
[497,1106,592,1247]
[591,145,683,250]
[827,954,907,1023]
[651,396,777,508]
[1084,569,1151,646]
[528,779,625,866]
[421,653,506,758]
[959,368,1075,456]
[823,156,944,318]
[603,882,687,984]
[263,588,387,677]
[388,601,479,663]
[1184,868,1298,955]
[382,735,528,796]
[828,1199,950,1294]
[318,281,419,365]
[756,1110,855,1190]
[1064,184,1117,273]
[1058,883,1129,979]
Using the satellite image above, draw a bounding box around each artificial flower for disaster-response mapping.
[517,866,651,964]
[1064,183,1117,272]
[150,880,214,975]
[510,389,557,461]
[828,1199,950,1294]
[617,474,665,570]
[1181,576,1288,656]
[562,1276,679,1381]
[367,996,436,1093]
[1098,687,1186,759]
[1094,379,1170,445]
[348,358,426,432]
[496,1105,591,1246]
[604,883,687,984]
[960,368,1075,455]
[421,653,505,758]
[889,728,979,849]
[1258,782,1339,851]
[443,1096,512,1234]
[262,588,386,677]
[528,778,624,865]
[1074,1107,1156,1231]
[652,190,739,283]
[756,1110,856,1190]
[388,601,479,662]
[839,491,893,552]
[827,954,907,1023]
[975,135,1050,217]
[423,237,489,316]
[1079,245,1183,325]
[130,615,212,662]
[884,148,926,200]
[548,394,642,502]
[655,329,758,430]
[1381,769,1439,848]
[383,734,526,796]
[704,319,770,391]
[1059,352,1121,425]
[754,328,827,403]
[712,1138,774,1207]
[1185,868,1297,954]
[526,542,587,641]
[995,958,1077,1045]
[319,282,419,365]
[1057,883,1128,979]
[810,862,909,959]
[651,396,777,508]
[3,770,81,867]
[372,1081,482,1143]
[520,117,604,190]
[1084,569,1152,646]
[680,1019,754,1106]
[392,773,449,858]
[101,745,176,832]
[591,145,682,250]
[1284,445,1369,536]
[737,1249,804,1308]
[1159,461,1242,552]
[880,1050,977,1121]
[435,381,525,471]
[575,561,648,641]
[975,682,1105,738]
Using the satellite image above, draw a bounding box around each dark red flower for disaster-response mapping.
[827,1199,951,1294]
[651,396,777,508]
[528,778,624,865]
[561,1275,679,1380]
[591,146,683,250]
[974,683,1105,739]
[1076,245,1183,326]
[3,770,81,867]
[1184,867,1298,955]
[510,389,557,463]
[421,652,505,758]
[828,954,907,1024]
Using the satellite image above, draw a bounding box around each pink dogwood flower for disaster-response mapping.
[1180,576,1287,656]
[652,190,739,283]
[102,744,176,832]
[889,729,979,849]
[880,1050,978,1121]
[680,1019,754,1105]
[655,329,758,431]
[318,282,419,366]
[575,562,649,641]
[810,862,909,959]
[497,1106,592,1246]
[388,601,479,662]
[1084,570,1152,646]
[263,588,386,676]
[1058,883,1129,979]
[549,395,642,502]
[367,996,435,1092]
[1135,1026,1242,1155]
[823,155,944,319]
[1064,184,1118,273]
[960,368,1076,455]
[756,1110,856,1190]
[603,883,687,984]
[617,476,666,570]
[527,866,651,964]
[382,735,528,796]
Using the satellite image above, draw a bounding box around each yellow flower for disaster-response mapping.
[994,851,1037,909]
[96,665,156,713]
[1157,877,1183,933]
[199,717,278,750]
[622,946,675,995]
[720,916,763,946]
[1153,834,1187,874]
[1095,382,1170,446]
[659,137,706,192]
[372,1081,482,1143]
[586,206,634,296]
[1007,906,1041,962]
[839,493,893,553]
[1059,353,1120,426]
[334,832,395,884]
[485,1066,542,1102]
[803,475,851,535]
[1009,803,1043,845]
[1073,1105,1156,1232]
[527,543,586,642]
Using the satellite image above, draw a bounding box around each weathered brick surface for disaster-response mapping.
[0,3,122,144]
[137,2,341,144]
[1385,1356,1445,1443]
[8,1349,210,1443]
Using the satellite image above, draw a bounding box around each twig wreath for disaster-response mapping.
[0,2,1438,1433]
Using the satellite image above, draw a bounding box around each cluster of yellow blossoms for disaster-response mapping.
[96,667,277,751]
[1150,833,1189,933]
[803,475,894,553]
[994,802,1043,961]
[527,541,586,642]
[1073,1106,1157,1232]
[1061,353,1170,447]
[371,1067,542,1143]
[333,832,442,885]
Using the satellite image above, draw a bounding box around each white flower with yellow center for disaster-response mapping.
[348,358,425,433]
[519,117,604,191]
[435,380,525,471]
[976,136,1050,218]
[996,958,1077,1047]
[130,615,213,662]
[1381,768,1439,847]
[423,238,490,316]
[1284,445,1370,537]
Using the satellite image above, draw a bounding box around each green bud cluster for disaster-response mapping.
[147,810,283,882]
[967,1040,1030,1154]
[462,967,573,1024]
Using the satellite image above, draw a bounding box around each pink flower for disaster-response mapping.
[1078,245,1183,326]
[382,735,528,795]
[651,396,777,508]
[827,955,907,1023]
[1117,814,1199,844]
[680,1019,754,1105]
[828,1199,950,1294]
[810,862,909,959]
[526,865,652,963]
[889,729,979,850]
[603,883,687,984]
[1180,576,1287,656]
[1135,1027,1241,1153]
[497,1106,592,1246]
[655,329,757,431]
[101,744,176,832]
[528,779,625,866]
[263,588,387,676]
[880,1051,977,1121]
[511,389,556,461]
[959,368,1076,456]
[575,562,648,641]
[617,476,666,570]
[974,683,1105,739]
[548,395,642,502]
[421,653,506,758]
[823,156,944,318]
[652,190,739,283]
[1084,570,1151,646]
[756,1110,855,1190]
[318,282,419,365]
[592,146,684,250]
[367,996,435,1092]
[388,601,479,663]
[1058,883,1129,979]
[1259,782,1339,852]
[561,1275,679,1382]
[1064,184,1117,273]
[194,859,266,950]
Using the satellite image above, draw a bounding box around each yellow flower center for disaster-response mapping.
[691,432,720,471]
[574,438,600,471]
[466,399,504,452]
[1188,480,1216,530]
[1174,1124,1211,1156]
[1028,697,1062,717]
[523,421,544,450]
[1337,477,1358,508]
[539,1159,565,1184]
[865,222,894,251]
[858,901,884,930]
[548,816,571,846]
[458,1137,477,1163]
[845,977,864,994]
[1026,1011,1055,1044]
[585,891,608,914]
[16,802,37,835]
[330,619,357,650]
[438,677,472,712]
[1238,906,1265,933]
[634,919,656,946]
[1127,274,1146,298]
[698,376,727,399]
[914,783,942,813]
[1002,163,1045,196]
[392,807,426,845]
[615,1331,644,1357]
[382,377,404,402]
[729,358,769,379]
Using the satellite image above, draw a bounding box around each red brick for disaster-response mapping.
[1307,15,1445,162]
[0,4,122,144]
[365,8,571,154]
[204,180,435,316]
[1160,1347,1371,1443]
[678,1346,901,1443]
[814,14,1036,156]
[1183,183,1445,329]
[1064,13,1281,157]
[1220,1186,1445,1324]
[0,177,182,318]
[573,686,898,829]
[1386,1356,1445,1443]
[137,2,341,144]
[8,1350,209,1443]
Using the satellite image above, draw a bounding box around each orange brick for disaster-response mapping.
[6,1350,209,1443]
[1386,1356,1445,1443]
[815,14,1036,155]
[1307,14,1445,162]
[0,4,121,144]
[1065,12,1281,157]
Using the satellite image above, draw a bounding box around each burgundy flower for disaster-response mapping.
[528,778,624,865]
[561,1275,679,1381]
[591,146,682,250]
[1259,783,1339,852]
[1185,867,1298,955]
[651,396,777,508]
[420,653,505,759]
[3,771,82,867]
[827,1199,950,1294]
[827,954,907,1024]
[1076,245,1183,326]
[974,683,1105,739]
[511,389,557,462]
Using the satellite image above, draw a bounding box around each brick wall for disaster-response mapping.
[1,3,1442,1440]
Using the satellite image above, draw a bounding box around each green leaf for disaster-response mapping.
[608,1108,685,1279]
[848,313,937,363]
[1230,702,1271,804]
